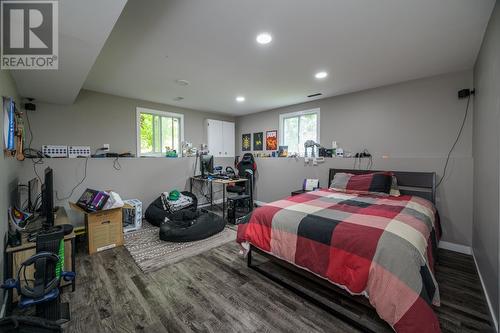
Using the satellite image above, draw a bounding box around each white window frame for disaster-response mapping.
[279,108,320,156]
[136,107,185,157]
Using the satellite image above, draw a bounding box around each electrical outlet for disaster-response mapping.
[103,144,110,151]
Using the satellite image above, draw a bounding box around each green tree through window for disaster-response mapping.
[138,108,183,156]
[140,113,153,153]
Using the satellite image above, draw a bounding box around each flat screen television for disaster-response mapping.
[200,154,214,178]
[41,167,54,229]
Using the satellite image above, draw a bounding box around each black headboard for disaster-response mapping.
[328,169,436,204]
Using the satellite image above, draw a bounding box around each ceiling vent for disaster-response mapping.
[307,93,322,98]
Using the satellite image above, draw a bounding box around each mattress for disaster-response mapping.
[237,188,441,333]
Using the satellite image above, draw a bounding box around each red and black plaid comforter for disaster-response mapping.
[237,189,441,333]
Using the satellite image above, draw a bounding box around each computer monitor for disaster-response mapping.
[28,177,38,212]
[200,155,214,178]
[42,167,54,229]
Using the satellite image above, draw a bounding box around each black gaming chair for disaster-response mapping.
[227,153,257,196]
[226,154,257,224]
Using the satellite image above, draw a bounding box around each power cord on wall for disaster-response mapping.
[436,92,473,188]
[23,148,44,183]
[55,157,89,201]
[21,102,90,201]
[113,156,121,170]
[353,149,373,170]
[24,103,34,151]
[20,104,45,183]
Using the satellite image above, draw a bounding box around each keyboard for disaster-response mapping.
[211,174,230,180]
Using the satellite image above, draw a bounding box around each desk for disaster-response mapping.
[190,176,248,220]
[5,206,76,307]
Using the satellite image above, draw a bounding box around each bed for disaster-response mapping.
[237,169,441,333]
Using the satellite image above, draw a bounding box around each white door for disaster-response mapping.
[222,121,235,157]
[207,119,223,157]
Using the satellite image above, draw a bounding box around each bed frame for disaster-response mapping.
[247,169,437,332]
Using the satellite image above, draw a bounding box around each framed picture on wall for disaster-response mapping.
[278,146,288,157]
[242,133,251,151]
[253,132,263,151]
[266,130,278,150]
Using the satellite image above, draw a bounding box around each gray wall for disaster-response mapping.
[473,1,500,327]
[19,90,235,225]
[26,89,235,153]
[18,157,232,226]
[0,70,21,281]
[16,72,477,249]
[236,70,474,247]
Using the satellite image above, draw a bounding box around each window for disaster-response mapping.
[279,108,320,155]
[136,107,184,157]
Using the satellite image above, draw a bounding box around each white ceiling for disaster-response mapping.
[83,0,495,115]
[10,0,127,104]
[13,0,496,115]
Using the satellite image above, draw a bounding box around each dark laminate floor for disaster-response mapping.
[60,242,495,333]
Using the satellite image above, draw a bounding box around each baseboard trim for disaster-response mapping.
[438,241,472,255]
[472,250,499,332]
[199,198,224,207]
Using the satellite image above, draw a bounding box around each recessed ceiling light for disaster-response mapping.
[236,96,246,103]
[256,33,272,45]
[315,71,328,79]
[175,79,190,86]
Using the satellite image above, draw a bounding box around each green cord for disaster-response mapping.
[55,239,64,278]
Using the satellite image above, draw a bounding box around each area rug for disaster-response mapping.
[124,221,236,273]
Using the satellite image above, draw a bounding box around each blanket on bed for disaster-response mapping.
[237,189,441,333]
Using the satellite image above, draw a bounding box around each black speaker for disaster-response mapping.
[458,89,475,99]
[8,230,21,247]
[24,102,36,111]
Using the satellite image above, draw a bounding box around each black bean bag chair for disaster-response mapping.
[160,210,226,242]
[145,191,197,227]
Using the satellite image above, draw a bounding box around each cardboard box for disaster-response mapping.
[70,202,124,254]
